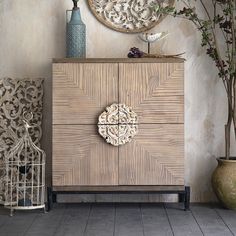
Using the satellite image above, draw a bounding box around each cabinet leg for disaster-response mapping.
[178,192,185,203]
[52,191,57,203]
[47,187,53,211]
[184,186,190,211]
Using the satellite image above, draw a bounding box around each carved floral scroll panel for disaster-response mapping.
[87,0,175,33]
[0,78,44,204]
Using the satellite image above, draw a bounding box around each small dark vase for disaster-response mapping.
[18,198,32,207]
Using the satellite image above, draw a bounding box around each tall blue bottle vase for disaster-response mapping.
[66,8,86,58]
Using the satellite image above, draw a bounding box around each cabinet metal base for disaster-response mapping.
[47,186,190,211]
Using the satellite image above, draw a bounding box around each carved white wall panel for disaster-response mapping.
[87,0,175,33]
[98,103,138,146]
[0,78,44,204]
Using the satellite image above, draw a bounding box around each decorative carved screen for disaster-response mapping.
[0,78,44,204]
[87,0,175,33]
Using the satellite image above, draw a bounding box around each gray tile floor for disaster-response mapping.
[0,203,236,236]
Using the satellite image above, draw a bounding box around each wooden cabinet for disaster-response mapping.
[52,58,184,189]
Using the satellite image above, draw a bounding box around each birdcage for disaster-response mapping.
[4,111,46,216]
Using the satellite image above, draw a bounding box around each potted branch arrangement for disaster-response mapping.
[156,0,236,209]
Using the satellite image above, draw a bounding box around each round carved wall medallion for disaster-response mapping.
[87,0,175,33]
[98,103,138,146]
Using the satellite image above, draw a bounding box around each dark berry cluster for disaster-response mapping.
[127,47,144,58]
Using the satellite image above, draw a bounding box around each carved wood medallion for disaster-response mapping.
[98,103,138,146]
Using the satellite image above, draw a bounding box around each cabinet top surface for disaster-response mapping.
[53,58,185,63]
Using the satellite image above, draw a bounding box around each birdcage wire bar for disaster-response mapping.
[4,113,46,216]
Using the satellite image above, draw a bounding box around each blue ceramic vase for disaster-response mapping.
[66,7,86,58]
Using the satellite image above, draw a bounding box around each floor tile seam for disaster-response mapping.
[113,203,116,236]
[52,205,67,236]
[82,203,92,236]
[139,203,146,236]
[214,208,235,236]
[189,207,206,236]
[163,203,175,236]
[22,212,41,236]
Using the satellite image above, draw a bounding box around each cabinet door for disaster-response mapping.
[119,63,184,123]
[53,125,118,186]
[119,124,184,185]
[118,63,184,185]
[53,63,118,125]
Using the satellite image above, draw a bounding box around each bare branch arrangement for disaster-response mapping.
[157,0,236,159]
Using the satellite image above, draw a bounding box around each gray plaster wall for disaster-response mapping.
[0,0,230,202]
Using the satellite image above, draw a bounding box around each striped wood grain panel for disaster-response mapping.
[53,125,118,186]
[119,63,184,123]
[119,124,184,185]
[53,63,118,124]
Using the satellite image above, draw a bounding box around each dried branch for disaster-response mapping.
[156,0,236,159]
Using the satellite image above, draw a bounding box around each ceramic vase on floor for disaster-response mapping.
[212,158,236,210]
[66,0,86,58]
